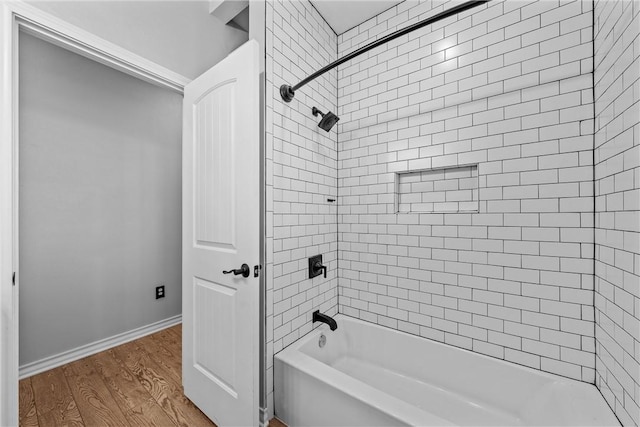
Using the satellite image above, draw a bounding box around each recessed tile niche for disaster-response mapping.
[396,165,479,213]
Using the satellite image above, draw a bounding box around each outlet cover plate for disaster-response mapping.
[156,285,165,299]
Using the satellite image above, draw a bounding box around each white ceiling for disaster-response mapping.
[310,0,405,35]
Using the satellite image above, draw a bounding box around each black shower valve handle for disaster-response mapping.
[309,255,327,279]
[313,260,327,279]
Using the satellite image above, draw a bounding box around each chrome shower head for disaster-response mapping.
[312,107,340,132]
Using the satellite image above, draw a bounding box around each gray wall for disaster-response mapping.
[19,33,182,366]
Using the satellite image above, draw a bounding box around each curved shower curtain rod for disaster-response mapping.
[280,0,491,103]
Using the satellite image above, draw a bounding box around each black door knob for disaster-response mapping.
[223,263,250,278]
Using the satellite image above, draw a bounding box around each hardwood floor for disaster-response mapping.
[20,325,287,427]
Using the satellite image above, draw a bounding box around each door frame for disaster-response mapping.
[0,3,191,425]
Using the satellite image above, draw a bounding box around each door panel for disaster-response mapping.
[194,81,236,250]
[193,277,236,393]
[182,40,259,427]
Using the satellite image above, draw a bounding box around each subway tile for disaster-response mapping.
[270,2,639,418]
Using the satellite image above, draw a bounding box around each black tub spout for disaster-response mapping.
[313,310,337,331]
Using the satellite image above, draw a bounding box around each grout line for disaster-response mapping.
[335,5,340,313]
[590,0,597,388]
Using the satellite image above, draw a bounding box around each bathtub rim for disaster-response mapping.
[286,313,598,385]
[274,327,453,426]
[275,313,620,427]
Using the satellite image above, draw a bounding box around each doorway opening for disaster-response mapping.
[18,31,183,378]
[17,29,192,426]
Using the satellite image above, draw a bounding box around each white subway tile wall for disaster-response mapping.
[265,0,640,423]
[337,0,598,383]
[594,0,640,425]
[265,0,338,413]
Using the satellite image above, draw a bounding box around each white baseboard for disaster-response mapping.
[19,314,182,379]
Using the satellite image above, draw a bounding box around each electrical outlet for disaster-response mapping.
[155,285,165,299]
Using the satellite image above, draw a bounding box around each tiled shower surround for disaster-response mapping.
[338,0,596,382]
[265,0,338,412]
[594,0,640,425]
[266,0,639,424]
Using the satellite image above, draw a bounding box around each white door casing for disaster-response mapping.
[182,40,260,427]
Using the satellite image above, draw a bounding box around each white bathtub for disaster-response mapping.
[274,314,619,426]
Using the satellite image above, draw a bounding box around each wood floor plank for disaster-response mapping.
[154,325,182,352]
[270,418,288,427]
[90,349,176,427]
[113,341,215,427]
[62,357,130,427]
[165,324,182,340]
[18,378,39,427]
[21,324,246,427]
[138,332,182,384]
[30,366,84,427]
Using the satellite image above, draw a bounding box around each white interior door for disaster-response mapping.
[182,40,260,427]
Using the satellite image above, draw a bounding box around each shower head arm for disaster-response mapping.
[312,107,324,117]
